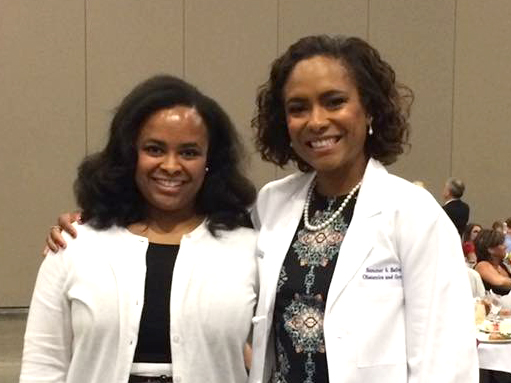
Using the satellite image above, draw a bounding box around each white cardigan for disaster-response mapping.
[249,159,479,383]
[20,222,258,383]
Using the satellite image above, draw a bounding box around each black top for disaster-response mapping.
[272,189,357,383]
[481,263,511,296]
[133,243,179,363]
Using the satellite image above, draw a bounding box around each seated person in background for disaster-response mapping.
[503,218,511,275]
[474,229,511,295]
[442,177,469,236]
[505,217,511,253]
[462,223,481,267]
[492,220,505,233]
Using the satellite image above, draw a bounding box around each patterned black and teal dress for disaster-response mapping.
[272,187,357,383]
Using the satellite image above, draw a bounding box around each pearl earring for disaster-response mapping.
[367,116,374,136]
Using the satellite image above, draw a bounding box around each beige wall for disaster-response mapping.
[1,0,510,306]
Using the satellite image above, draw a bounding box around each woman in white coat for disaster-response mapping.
[21,75,258,383]
[249,35,478,383]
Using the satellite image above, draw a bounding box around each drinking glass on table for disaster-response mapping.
[475,299,487,326]
[487,291,502,321]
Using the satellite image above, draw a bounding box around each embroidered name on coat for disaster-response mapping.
[362,265,402,280]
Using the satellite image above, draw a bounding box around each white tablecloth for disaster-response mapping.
[478,341,511,373]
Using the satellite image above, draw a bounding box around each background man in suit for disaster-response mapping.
[442,177,470,236]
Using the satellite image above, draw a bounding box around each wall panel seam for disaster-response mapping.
[450,0,458,176]
[276,0,280,53]
[275,0,280,181]
[182,0,186,78]
[84,0,89,155]
[366,0,370,40]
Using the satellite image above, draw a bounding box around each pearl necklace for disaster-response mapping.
[304,180,362,232]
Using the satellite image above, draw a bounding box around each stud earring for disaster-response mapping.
[368,124,374,136]
[205,167,209,173]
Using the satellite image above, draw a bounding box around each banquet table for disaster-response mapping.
[478,341,511,374]
[478,338,511,383]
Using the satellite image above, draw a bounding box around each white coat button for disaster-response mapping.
[174,377,181,383]
[173,335,180,343]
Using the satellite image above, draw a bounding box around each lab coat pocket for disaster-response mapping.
[356,287,406,368]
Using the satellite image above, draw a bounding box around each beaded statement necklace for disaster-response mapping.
[303,180,362,232]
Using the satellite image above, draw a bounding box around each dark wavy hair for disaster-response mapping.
[462,222,482,242]
[252,35,414,171]
[474,229,505,262]
[75,75,256,235]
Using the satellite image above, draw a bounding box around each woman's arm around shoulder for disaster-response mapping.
[44,211,82,254]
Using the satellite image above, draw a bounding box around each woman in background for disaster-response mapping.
[474,229,511,295]
[462,223,482,267]
[21,75,258,383]
[492,220,505,233]
[249,34,478,383]
[505,217,511,253]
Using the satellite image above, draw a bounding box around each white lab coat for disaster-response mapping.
[20,222,258,383]
[249,159,478,383]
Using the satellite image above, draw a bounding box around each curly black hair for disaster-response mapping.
[252,34,414,171]
[474,229,505,262]
[75,75,256,235]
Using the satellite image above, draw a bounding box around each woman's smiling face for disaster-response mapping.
[135,106,208,217]
[283,55,370,179]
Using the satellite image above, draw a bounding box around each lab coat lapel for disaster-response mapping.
[107,228,148,344]
[326,159,385,313]
[263,173,315,313]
